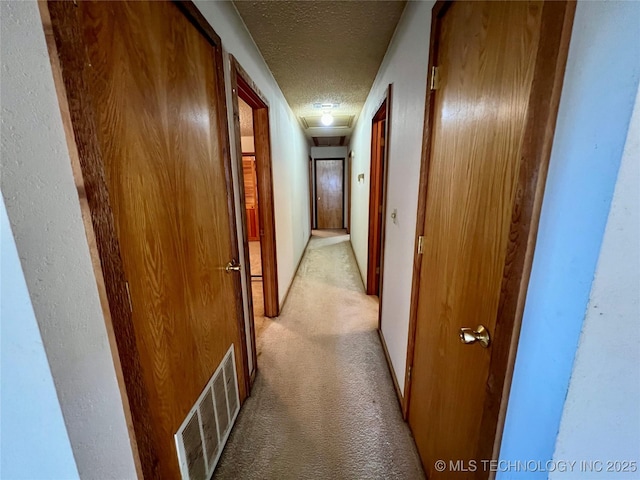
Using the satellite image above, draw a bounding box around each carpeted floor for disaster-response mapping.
[214,231,425,479]
[249,241,262,277]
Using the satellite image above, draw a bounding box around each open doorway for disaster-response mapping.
[230,56,280,382]
[238,100,265,328]
[366,85,392,296]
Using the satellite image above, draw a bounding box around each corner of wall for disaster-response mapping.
[549,72,640,480]
[0,1,137,477]
[497,2,640,475]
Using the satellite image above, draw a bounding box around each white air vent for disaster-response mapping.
[175,345,240,480]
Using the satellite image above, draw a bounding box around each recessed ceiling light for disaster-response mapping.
[321,113,334,126]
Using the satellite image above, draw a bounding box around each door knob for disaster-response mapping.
[459,325,490,348]
[225,260,242,273]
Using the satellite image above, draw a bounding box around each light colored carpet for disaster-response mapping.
[214,233,425,479]
[249,241,262,277]
[251,280,272,352]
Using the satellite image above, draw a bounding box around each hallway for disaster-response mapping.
[215,231,425,479]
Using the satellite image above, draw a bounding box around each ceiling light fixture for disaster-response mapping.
[321,112,334,126]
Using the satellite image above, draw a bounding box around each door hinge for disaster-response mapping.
[125,281,133,313]
[430,66,440,91]
[417,235,424,255]
[408,365,412,380]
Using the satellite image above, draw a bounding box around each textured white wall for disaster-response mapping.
[1,196,79,479]
[550,82,640,479]
[348,1,433,391]
[311,146,348,159]
[0,1,137,478]
[194,1,311,318]
[241,136,255,154]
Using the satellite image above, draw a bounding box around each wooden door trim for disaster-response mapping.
[403,0,576,468]
[44,2,246,478]
[366,86,392,297]
[376,85,392,324]
[314,157,346,229]
[230,57,280,341]
[309,156,314,231]
[346,151,352,234]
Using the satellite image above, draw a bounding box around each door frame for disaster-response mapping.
[309,155,314,231]
[229,57,280,392]
[403,0,576,467]
[346,151,353,234]
[314,157,346,229]
[42,2,249,478]
[366,85,393,297]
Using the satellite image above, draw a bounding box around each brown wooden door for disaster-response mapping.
[316,159,344,229]
[367,112,387,295]
[70,2,246,478]
[408,2,556,478]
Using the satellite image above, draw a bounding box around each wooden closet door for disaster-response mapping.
[316,159,344,229]
[75,2,245,477]
[408,2,549,478]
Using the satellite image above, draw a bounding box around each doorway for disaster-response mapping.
[366,86,392,296]
[230,57,280,374]
[44,1,250,478]
[315,158,345,229]
[404,2,575,478]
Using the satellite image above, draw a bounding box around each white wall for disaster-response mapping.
[348,1,433,390]
[550,82,640,479]
[241,135,255,153]
[1,196,79,479]
[311,146,348,159]
[194,1,311,319]
[311,146,348,230]
[498,2,640,476]
[0,1,137,477]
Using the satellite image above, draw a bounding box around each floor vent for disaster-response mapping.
[175,345,240,480]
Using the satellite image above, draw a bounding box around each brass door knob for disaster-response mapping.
[459,325,490,348]
[225,260,242,273]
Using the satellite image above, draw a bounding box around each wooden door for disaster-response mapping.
[367,102,387,295]
[309,157,314,230]
[49,2,247,478]
[407,2,573,478]
[315,159,344,229]
[243,156,260,241]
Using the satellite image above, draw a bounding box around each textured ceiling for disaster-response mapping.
[233,1,407,145]
[239,96,253,136]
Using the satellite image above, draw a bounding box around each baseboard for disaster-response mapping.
[279,234,312,312]
[377,328,404,411]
